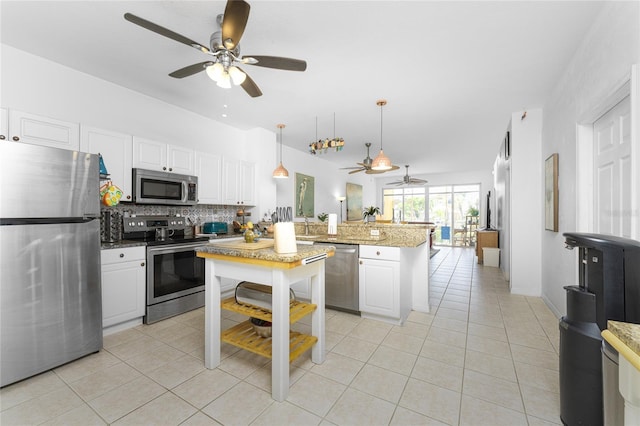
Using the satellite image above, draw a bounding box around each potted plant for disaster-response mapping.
[317,212,328,222]
[363,206,380,223]
[467,207,479,217]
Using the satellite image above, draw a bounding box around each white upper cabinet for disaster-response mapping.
[222,158,256,206]
[80,126,133,202]
[195,151,223,204]
[133,137,194,175]
[6,110,79,150]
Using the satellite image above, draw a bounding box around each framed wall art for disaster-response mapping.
[346,182,363,221]
[295,172,314,218]
[545,153,559,232]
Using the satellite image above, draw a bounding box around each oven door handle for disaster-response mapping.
[147,242,207,255]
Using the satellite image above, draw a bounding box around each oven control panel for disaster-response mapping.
[122,216,186,233]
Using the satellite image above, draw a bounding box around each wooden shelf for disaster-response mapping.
[220,297,318,362]
[221,320,318,362]
[220,297,316,324]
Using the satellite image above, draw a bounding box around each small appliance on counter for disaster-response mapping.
[203,222,228,235]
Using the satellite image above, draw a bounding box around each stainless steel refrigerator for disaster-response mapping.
[1,142,103,387]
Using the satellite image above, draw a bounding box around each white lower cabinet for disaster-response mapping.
[359,245,407,325]
[101,246,146,333]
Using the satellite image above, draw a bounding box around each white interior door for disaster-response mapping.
[593,95,631,237]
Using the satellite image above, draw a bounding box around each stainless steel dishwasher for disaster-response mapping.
[315,243,359,313]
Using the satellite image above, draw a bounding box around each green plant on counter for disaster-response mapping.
[363,206,380,222]
[317,212,328,222]
[467,207,479,217]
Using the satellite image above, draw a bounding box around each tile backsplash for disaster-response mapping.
[100,203,251,241]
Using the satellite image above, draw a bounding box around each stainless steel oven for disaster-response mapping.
[146,241,206,323]
[122,215,209,324]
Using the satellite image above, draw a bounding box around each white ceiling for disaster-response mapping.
[1,1,603,178]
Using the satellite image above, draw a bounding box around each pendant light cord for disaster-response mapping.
[380,104,383,150]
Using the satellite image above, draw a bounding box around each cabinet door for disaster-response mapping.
[101,260,146,328]
[196,151,222,204]
[222,157,240,204]
[132,137,166,172]
[8,110,79,150]
[168,144,194,175]
[359,258,400,318]
[80,126,133,202]
[0,108,7,141]
[239,160,256,205]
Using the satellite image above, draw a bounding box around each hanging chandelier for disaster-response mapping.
[309,113,345,155]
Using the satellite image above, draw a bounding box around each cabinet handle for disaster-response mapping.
[359,260,363,265]
[141,262,145,267]
[119,253,124,258]
[163,166,167,171]
[12,136,19,141]
[169,168,172,171]
[126,195,131,200]
[376,251,381,256]
[0,135,5,140]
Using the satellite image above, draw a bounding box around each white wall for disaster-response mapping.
[275,145,372,222]
[1,45,247,158]
[1,45,376,221]
[540,2,640,317]
[510,108,543,297]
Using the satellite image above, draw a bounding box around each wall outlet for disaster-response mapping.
[370,229,380,237]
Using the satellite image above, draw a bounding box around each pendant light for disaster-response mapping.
[272,124,289,179]
[371,99,393,171]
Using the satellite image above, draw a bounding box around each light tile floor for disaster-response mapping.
[0,247,561,425]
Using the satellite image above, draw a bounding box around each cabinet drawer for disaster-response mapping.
[359,245,400,261]
[101,246,145,265]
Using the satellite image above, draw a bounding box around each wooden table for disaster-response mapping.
[197,244,332,401]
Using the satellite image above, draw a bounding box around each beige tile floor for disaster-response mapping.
[0,247,561,425]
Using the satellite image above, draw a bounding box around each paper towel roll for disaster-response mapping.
[327,213,337,236]
[274,222,297,254]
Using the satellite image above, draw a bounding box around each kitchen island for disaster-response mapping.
[196,242,334,401]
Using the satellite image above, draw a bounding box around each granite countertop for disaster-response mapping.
[607,320,640,357]
[197,243,335,265]
[294,234,426,247]
[101,239,147,250]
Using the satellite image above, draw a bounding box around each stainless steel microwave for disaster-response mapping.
[133,168,198,206]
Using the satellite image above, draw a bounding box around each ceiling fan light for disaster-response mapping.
[228,66,246,85]
[371,149,392,171]
[206,62,224,82]
[272,162,289,178]
[216,72,232,89]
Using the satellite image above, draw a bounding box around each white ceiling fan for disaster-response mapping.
[387,165,428,185]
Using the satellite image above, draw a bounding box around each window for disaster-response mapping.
[382,187,426,222]
[429,184,480,246]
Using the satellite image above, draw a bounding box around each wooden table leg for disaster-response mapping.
[311,265,325,364]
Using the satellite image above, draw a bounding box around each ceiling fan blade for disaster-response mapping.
[169,61,212,78]
[388,165,401,171]
[365,169,386,175]
[124,13,210,53]
[243,55,307,71]
[221,0,250,50]
[349,169,365,174]
[237,68,262,97]
[340,166,363,170]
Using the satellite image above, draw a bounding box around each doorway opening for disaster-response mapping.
[429,184,480,246]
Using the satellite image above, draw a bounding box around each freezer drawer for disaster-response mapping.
[0,220,102,386]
